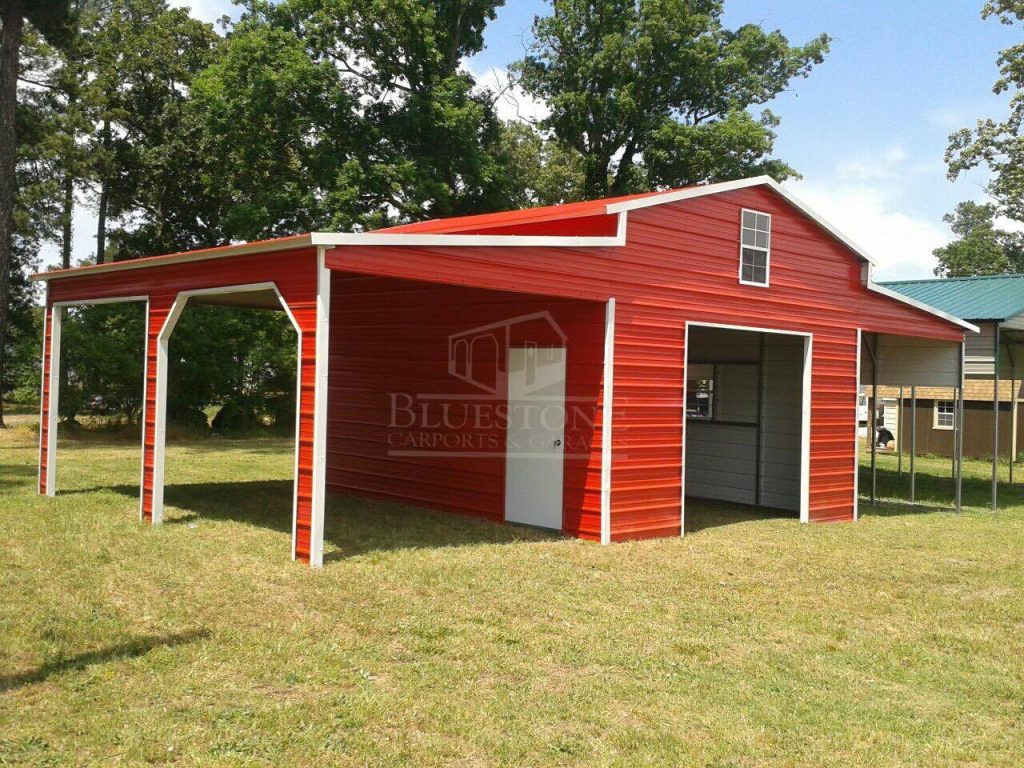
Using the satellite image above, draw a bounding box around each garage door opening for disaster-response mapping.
[683,324,810,532]
[158,286,300,538]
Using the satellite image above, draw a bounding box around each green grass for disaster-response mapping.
[2,420,1023,767]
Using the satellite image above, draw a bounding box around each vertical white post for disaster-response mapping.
[309,247,332,567]
[853,329,861,521]
[151,331,170,524]
[799,334,813,523]
[600,298,615,545]
[43,303,61,497]
[910,386,917,503]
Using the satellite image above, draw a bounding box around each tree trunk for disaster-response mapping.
[58,164,72,420]
[0,0,25,429]
[95,117,109,263]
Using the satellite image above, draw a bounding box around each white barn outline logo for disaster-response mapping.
[448,311,567,395]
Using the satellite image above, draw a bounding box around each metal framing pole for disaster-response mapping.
[870,334,878,505]
[910,386,916,503]
[956,340,965,513]
[993,327,1000,511]
[898,385,904,478]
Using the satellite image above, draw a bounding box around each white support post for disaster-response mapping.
[43,303,62,497]
[601,298,615,545]
[309,247,332,567]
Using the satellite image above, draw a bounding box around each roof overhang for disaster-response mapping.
[28,176,976,335]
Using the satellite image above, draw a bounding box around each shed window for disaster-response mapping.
[739,209,771,286]
[934,400,955,430]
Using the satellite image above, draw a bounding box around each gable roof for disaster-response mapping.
[881,274,1024,323]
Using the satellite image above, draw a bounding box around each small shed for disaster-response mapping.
[883,275,1024,508]
[33,177,976,566]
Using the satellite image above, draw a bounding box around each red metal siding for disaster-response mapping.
[326,273,606,538]
[325,186,962,538]
[41,248,320,561]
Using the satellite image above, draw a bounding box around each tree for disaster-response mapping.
[932,201,1024,276]
[261,0,516,222]
[947,1,1024,220]
[513,0,829,199]
[0,0,72,427]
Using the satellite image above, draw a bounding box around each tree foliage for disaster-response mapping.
[5,0,829,426]
[932,201,1024,276]
[947,1,1024,220]
[513,0,829,198]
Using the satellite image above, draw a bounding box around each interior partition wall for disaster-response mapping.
[682,324,809,521]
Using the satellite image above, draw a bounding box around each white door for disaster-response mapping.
[505,346,566,530]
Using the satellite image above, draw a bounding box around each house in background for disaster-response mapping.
[869,380,1024,459]
[882,275,1024,505]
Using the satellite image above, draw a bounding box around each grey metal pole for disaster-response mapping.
[956,341,965,513]
[871,335,878,505]
[898,385,903,478]
[993,328,1000,511]
[910,385,916,503]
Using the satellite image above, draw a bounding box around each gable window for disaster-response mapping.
[739,209,771,286]
[934,400,955,430]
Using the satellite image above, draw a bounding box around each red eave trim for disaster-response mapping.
[31,233,313,282]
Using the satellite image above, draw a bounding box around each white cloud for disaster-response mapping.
[167,0,239,25]
[462,63,550,123]
[784,178,948,281]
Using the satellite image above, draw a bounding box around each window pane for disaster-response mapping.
[743,211,757,229]
[741,263,755,282]
[756,213,770,231]
[751,265,767,284]
[742,228,757,246]
[755,230,769,248]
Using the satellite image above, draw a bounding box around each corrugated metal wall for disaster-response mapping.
[325,186,964,538]
[325,273,606,539]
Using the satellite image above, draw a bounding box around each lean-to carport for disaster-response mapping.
[882,275,1024,511]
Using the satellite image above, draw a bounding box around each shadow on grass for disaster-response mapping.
[0,629,209,692]
[62,480,560,560]
[684,497,795,534]
[858,462,1024,517]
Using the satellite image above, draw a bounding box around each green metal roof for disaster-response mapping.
[880,274,1024,322]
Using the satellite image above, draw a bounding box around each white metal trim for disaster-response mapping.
[309,248,331,567]
[680,321,690,537]
[683,321,813,524]
[43,303,61,496]
[800,335,813,524]
[153,282,302,528]
[854,329,862,522]
[37,283,48,494]
[866,277,979,333]
[310,232,625,248]
[600,298,616,545]
[606,176,877,266]
[39,295,148,501]
[737,208,772,288]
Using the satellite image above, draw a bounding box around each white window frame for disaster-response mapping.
[934,400,955,430]
[738,208,771,287]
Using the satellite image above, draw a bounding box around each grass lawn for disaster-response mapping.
[2,418,1023,766]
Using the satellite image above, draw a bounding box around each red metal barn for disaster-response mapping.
[34,177,975,566]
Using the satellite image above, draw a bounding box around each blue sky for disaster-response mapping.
[50,0,1019,279]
